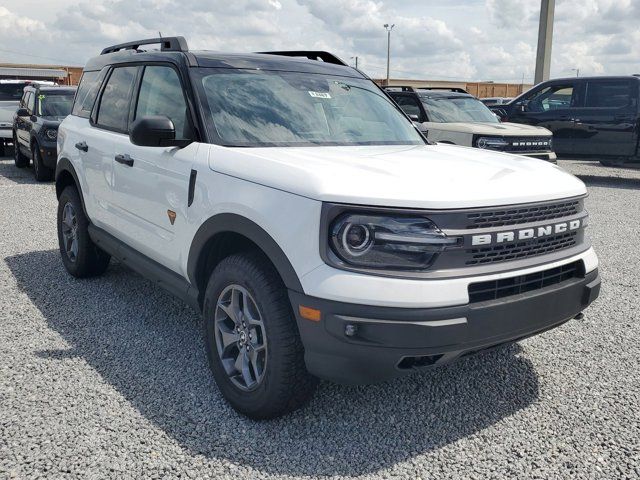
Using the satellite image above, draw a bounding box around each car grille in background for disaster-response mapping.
[468,260,583,303]
[503,136,552,153]
[466,199,580,229]
[466,231,578,265]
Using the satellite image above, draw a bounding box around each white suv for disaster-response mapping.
[56,37,600,419]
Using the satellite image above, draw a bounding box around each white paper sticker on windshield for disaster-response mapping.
[309,91,331,99]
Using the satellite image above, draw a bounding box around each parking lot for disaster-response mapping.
[0,155,638,479]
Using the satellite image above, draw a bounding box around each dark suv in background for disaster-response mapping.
[493,76,640,166]
[13,84,76,181]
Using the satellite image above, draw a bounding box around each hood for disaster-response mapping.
[208,143,585,209]
[422,121,551,136]
[41,116,65,124]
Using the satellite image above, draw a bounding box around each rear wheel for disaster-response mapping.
[203,252,318,419]
[13,135,28,168]
[57,186,111,277]
[33,145,54,182]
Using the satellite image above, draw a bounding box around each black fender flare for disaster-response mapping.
[55,157,89,217]
[187,213,304,294]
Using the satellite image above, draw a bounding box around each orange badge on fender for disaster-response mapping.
[167,210,177,225]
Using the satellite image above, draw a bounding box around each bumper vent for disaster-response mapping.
[466,199,580,229]
[468,260,584,303]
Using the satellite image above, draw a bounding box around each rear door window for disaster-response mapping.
[585,80,634,108]
[95,66,138,132]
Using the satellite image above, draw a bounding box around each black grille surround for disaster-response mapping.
[468,260,584,303]
[474,135,553,153]
[319,196,589,279]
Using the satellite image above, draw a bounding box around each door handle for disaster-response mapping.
[75,141,88,152]
[114,153,134,167]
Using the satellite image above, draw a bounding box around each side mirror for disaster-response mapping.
[16,108,29,117]
[518,100,529,112]
[129,115,191,148]
[408,114,420,122]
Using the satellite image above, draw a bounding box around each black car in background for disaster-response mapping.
[492,76,640,165]
[13,84,76,181]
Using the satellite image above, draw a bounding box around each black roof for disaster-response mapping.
[84,42,363,78]
[541,75,640,83]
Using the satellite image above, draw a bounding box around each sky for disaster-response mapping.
[0,0,638,83]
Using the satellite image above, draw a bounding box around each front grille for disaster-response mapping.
[466,199,580,229]
[466,231,578,265]
[503,136,552,153]
[468,260,583,303]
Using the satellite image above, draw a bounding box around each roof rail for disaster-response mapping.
[256,51,348,66]
[382,86,417,92]
[101,36,188,55]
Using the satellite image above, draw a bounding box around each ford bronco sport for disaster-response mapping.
[56,37,600,419]
[13,83,76,181]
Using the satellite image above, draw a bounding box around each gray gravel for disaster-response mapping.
[1,156,639,479]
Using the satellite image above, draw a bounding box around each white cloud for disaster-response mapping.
[0,0,637,82]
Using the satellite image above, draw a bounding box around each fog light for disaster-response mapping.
[345,324,358,337]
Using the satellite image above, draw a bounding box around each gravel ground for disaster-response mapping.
[0,156,638,479]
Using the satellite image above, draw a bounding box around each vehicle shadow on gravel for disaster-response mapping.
[0,157,40,185]
[6,249,540,477]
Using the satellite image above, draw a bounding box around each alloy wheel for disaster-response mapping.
[214,284,268,391]
[61,202,79,262]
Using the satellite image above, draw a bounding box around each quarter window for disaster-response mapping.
[96,66,138,132]
[72,70,104,118]
[135,66,191,140]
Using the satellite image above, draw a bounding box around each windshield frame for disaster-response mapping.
[420,95,500,124]
[191,67,426,148]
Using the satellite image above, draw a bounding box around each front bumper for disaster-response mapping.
[290,267,600,385]
[518,151,557,163]
[37,140,58,168]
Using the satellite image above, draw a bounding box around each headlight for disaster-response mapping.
[44,128,58,140]
[547,136,553,151]
[329,213,460,271]
[475,136,508,150]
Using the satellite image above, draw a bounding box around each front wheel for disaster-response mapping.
[33,145,54,182]
[203,252,318,419]
[13,136,28,168]
[57,186,111,278]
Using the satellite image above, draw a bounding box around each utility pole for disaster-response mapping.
[383,23,395,86]
[534,0,555,85]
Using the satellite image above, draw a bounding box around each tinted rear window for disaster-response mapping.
[585,81,633,108]
[0,83,28,101]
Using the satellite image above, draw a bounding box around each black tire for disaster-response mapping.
[0,142,5,157]
[13,135,28,168]
[57,186,111,278]
[203,252,318,419]
[33,145,54,182]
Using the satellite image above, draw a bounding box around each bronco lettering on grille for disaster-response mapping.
[471,219,583,246]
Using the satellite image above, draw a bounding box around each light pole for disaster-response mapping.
[383,23,394,86]
[571,68,580,77]
[351,56,359,69]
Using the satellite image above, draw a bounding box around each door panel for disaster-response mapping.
[571,79,639,157]
[508,82,583,155]
[111,64,197,273]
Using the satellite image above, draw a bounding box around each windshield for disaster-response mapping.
[421,96,499,123]
[38,93,74,117]
[0,83,28,102]
[195,69,424,147]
